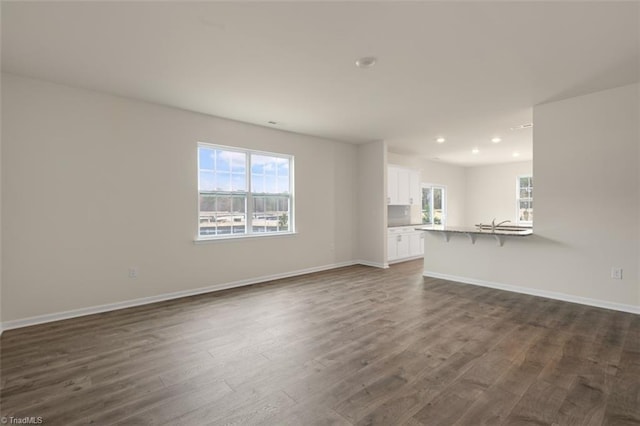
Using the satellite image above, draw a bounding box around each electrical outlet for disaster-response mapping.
[611,267,623,280]
[128,267,139,279]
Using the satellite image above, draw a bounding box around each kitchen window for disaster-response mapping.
[197,143,294,239]
[517,175,533,225]
[422,184,446,225]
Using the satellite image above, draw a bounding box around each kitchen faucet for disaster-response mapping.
[491,218,511,232]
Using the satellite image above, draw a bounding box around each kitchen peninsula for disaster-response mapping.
[416,224,532,246]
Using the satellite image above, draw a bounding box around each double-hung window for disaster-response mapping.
[197,143,294,239]
[517,175,533,225]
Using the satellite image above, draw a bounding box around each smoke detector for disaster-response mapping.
[355,57,377,69]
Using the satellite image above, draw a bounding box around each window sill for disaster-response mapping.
[194,231,298,244]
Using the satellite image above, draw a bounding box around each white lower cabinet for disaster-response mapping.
[388,227,424,263]
[397,234,410,259]
[387,234,398,261]
[409,232,425,256]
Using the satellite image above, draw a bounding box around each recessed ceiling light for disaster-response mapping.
[472,148,480,154]
[491,137,502,143]
[355,56,377,68]
[436,137,446,143]
[513,152,520,157]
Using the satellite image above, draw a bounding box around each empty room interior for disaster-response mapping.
[1,2,639,425]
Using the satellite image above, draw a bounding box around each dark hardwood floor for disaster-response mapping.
[1,260,639,425]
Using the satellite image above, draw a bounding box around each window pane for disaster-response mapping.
[231,151,245,173]
[251,154,289,193]
[422,188,432,224]
[278,212,289,231]
[198,194,246,236]
[433,188,443,224]
[251,155,266,174]
[231,173,246,191]
[517,175,533,224]
[252,196,266,233]
[254,196,265,213]
[215,150,231,172]
[230,196,246,234]
[264,175,277,194]
[216,172,231,191]
[277,160,289,176]
[252,174,265,193]
[277,176,289,193]
[433,188,443,210]
[277,198,290,231]
[251,155,277,176]
[252,195,290,233]
[277,197,288,211]
[200,194,216,212]
[265,161,277,176]
[199,171,215,191]
[199,194,217,236]
[519,200,533,222]
[232,196,245,213]
[199,147,215,170]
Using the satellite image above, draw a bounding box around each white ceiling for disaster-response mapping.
[2,2,638,166]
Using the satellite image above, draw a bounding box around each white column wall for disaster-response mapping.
[424,84,640,312]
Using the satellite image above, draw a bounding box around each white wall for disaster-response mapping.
[1,73,359,323]
[465,161,533,226]
[0,9,3,329]
[424,83,640,311]
[387,152,466,227]
[0,62,3,330]
[356,141,387,267]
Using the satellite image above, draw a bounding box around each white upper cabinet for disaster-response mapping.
[387,166,399,205]
[409,170,421,206]
[397,168,410,205]
[388,165,421,205]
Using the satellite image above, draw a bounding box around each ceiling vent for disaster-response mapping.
[510,123,533,131]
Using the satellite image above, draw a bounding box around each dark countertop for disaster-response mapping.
[388,223,424,229]
[415,225,532,237]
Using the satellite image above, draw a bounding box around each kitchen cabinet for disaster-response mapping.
[409,232,425,256]
[409,171,421,205]
[388,167,399,204]
[388,165,421,205]
[388,227,424,263]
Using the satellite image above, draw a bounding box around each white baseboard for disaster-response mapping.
[1,261,361,331]
[355,259,389,269]
[388,255,424,266]
[14,260,628,332]
[423,270,640,315]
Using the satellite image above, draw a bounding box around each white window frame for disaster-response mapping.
[421,183,447,226]
[196,142,295,241]
[516,175,533,226]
